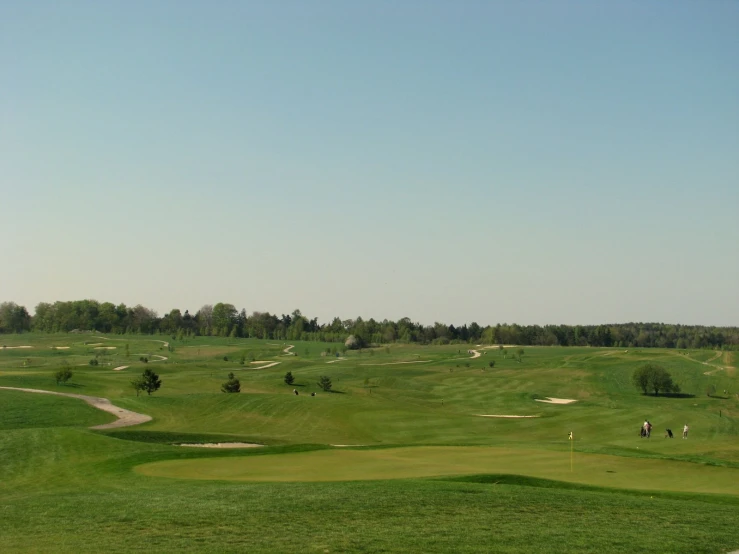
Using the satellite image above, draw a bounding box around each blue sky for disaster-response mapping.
[1,1,737,326]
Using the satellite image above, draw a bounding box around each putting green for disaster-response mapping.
[135,446,739,495]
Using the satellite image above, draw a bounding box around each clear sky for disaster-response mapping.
[1,1,737,326]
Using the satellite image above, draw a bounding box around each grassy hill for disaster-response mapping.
[1,334,738,552]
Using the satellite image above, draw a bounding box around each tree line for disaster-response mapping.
[1,300,737,350]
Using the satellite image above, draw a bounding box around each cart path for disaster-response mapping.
[0,386,152,429]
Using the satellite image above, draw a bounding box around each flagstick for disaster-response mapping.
[570,432,573,473]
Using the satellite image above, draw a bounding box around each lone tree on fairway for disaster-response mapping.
[632,364,679,396]
[54,362,73,385]
[284,371,295,385]
[221,372,241,393]
[139,368,162,396]
[318,375,332,392]
[131,378,145,397]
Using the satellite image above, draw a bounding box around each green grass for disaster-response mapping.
[134,445,739,495]
[0,389,115,430]
[1,334,739,552]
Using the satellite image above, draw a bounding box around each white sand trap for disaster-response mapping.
[112,366,129,371]
[250,362,281,369]
[150,354,167,361]
[51,346,70,350]
[87,343,104,346]
[94,346,117,350]
[250,360,271,364]
[327,357,347,364]
[179,443,263,449]
[469,350,481,359]
[0,386,151,429]
[331,444,366,447]
[476,415,540,418]
[283,345,295,355]
[535,397,578,404]
[2,346,33,349]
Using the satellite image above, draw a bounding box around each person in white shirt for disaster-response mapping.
[683,424,689,439]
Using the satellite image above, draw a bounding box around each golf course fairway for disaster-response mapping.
[136,446,739,495]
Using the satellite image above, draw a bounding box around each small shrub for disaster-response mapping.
[54,365,74,385]
[318,375,332,392]
[221,372,241,393]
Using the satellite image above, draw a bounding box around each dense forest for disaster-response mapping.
[0,300,737,350]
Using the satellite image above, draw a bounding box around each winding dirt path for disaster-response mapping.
[93,336,170,348]
[680,350,733,376]
[283,344,295,355]
[469,350,481,359]
[0,386,151,429]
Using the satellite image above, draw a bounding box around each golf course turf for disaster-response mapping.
[1,335,738,553]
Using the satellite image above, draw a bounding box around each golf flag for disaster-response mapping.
[569,432,574,472]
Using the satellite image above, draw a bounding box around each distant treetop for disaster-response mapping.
[1,299,737,350]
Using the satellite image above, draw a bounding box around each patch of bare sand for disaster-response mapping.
[1,346,33,349]
[94,346,116,350]
[535,397,577,405]
[112,365,129,371]
[250,360,271,364]
[179,443,263,449]
[476,415,540,418]
[51,346,70,349]
[0,386,151,429]
[249,361,281,369]
[331,444,366,447]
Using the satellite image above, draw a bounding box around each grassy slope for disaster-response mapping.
[1,334,738,552]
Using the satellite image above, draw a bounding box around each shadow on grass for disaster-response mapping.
[640,393,696,399]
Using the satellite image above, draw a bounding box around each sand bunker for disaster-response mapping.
[112,366,129,371]
[179,443,263,449]
[0,386,151,429]
[87,343,104,346]
[535,397,577,405]
[51,346,70,350]
[250,360,271,364]
[283,345,295,355]
[469,350,481,359]
[327,357,347,364]
[2,346,33,349]
[250,362,280,369]
[476,415,540,418]
[94,346,116,350]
